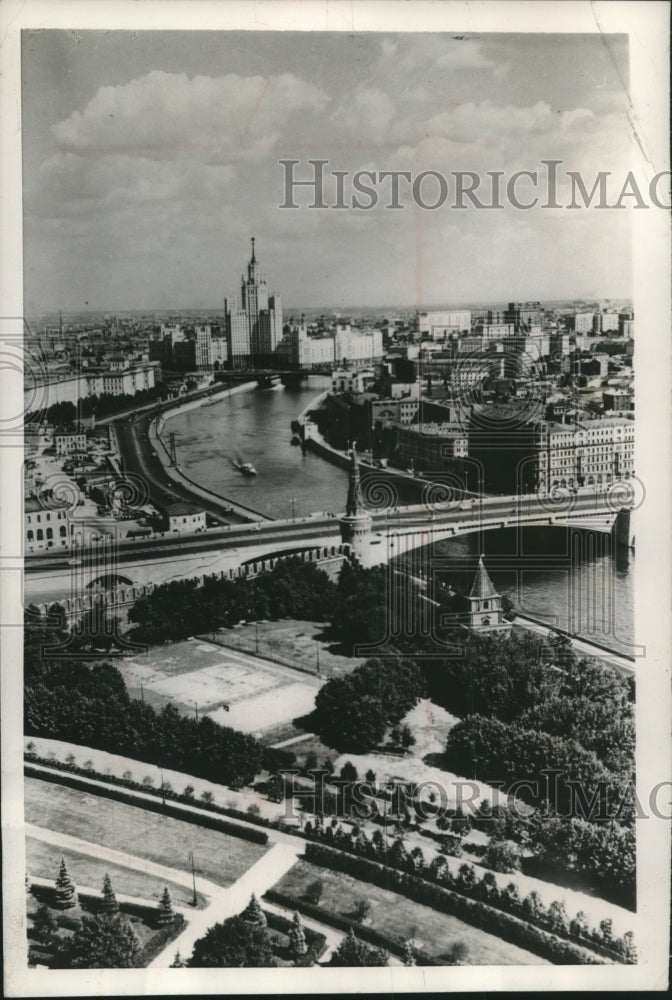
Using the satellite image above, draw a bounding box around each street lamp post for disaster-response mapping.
[290,497,296,521]
[189,851,197,907]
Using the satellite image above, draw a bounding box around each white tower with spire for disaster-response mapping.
[339,445,378,567]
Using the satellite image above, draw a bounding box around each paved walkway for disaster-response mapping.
[27,739,638,946]
[148,842,301,967]
[28,825,346,966]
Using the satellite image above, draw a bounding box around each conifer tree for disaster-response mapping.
[100,873,119,915]
[170,950,186,967]
[288,910,307,959]
[54,858,76,909]
[158,887,175,926]
[241,893,267,928]
[402,940,416,966]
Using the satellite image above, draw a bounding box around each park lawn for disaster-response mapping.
[26,837,207,909]
[25,777,268,889]
[271,860,550,966]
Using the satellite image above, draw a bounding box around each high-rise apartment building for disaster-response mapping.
[225,239,283,365]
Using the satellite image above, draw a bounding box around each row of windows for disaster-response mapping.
[26,511,66,524]
[27,526,67,541]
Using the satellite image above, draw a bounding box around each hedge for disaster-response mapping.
[136,914,186,967]
[264,888,440,965]
[302,842,607,966]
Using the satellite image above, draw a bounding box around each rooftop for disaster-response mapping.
[470,556,499,601]
[166,501,204,516]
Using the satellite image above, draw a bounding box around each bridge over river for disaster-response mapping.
[24,483,634,606]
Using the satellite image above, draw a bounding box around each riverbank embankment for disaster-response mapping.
[148,381,271,522]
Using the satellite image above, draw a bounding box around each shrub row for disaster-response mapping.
[263,889,440,966]
[303,842,608,966]
[300,816,634,962]
[136,915,186,968]
[25,761,268,846]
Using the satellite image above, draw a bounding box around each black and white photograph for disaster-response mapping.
[1,0,670,994]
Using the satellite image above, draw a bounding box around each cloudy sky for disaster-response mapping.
[22,30,634,314]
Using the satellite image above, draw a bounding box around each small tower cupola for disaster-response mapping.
[466,555,508,631]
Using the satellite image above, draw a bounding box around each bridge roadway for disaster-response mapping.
[24,490,628,601]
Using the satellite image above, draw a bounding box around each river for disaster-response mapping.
[168,379,634,654]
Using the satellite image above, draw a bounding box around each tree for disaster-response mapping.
[599,917,613,945]
[547,899,569,935]
[305,879,324,905]
[54,859,76,909]
[100,873,119,916]
[500,882,521,913]
[569,910,590,939]
[32,904,57,944]
[402,940,416,966]
[56,913,140,968]
[330,927,388,967]
[353,898,371,922]
[266,774,284,803]
[340,761,358,782]
[288,911,307,959]
[482,839,521,874]
[241,893,267,928]
[439,833,463,858]
[522,890,545,923]
[158,887,175,926]
[188,914,274,967]
[170,951,186,967]
[456,863,477,894]
[399,724,416,750]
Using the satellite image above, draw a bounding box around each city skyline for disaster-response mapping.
[22,30,634,314]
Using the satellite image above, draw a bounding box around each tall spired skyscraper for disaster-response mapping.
[241,237,268,356]
[225,237,282,365]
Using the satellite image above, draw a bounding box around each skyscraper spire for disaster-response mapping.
[346,444,365,517]
[250,236,256,265]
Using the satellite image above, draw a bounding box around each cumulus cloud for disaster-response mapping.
[332,86,396,140]
[52,70,329,161]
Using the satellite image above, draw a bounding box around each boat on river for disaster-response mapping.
[234,461,257,476]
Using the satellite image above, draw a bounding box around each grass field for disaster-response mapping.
[25,777,268,889]
[271,860,550,966]
[26,837,207,909]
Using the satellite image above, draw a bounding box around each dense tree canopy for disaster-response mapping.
[313,657,425,752]
[188,915,275,968]
[54,914,140,969]
[129,559,337,644]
